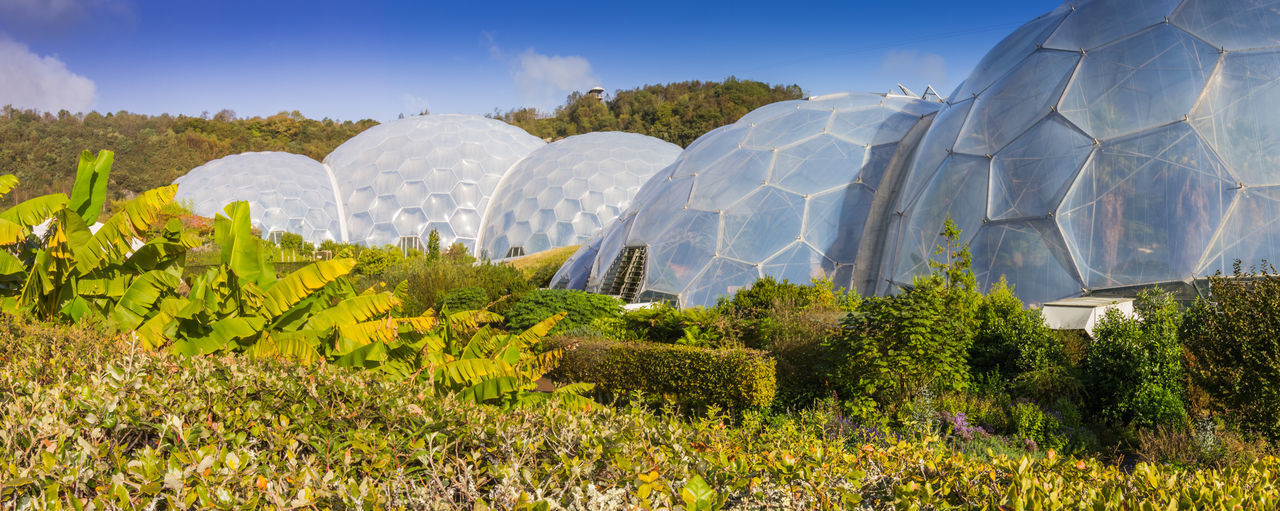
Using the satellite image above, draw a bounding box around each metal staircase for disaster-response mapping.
[603,246,647,303]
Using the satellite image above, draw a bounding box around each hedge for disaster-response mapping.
[548,337,776,410]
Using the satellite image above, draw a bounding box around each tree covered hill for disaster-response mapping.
[489,77,805,147]
[0,78,804,206]
[0,107,377,206]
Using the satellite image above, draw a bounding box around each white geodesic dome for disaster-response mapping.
[552,92,941,307]
[884,0,1280,305]
[324,114,545,251]
[477,132,681,260]
[173,151,345,244]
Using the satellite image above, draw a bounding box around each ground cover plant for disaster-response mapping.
[8,318,1280,510]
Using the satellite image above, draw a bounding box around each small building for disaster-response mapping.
[586,86,605,99]
[1041,297,1136,338]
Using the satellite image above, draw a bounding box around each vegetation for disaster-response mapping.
[489,78,805,146]
[549,335,777,410]
[503,289,622,335]
[8,319,1280,509]
[1183,262,1280,441]
[0,107,376,206]
[11,147,1280,504]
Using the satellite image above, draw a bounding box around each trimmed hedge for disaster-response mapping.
[548,336,776,410]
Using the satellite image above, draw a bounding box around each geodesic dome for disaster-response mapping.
[324,114,545,251]
[885,0,1280,305]
[477,132,681,260]
[173,152,344,244]
[554,92,940,307]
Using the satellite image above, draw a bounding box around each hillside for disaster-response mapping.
[0,78,803,207]
[489,77,805,147]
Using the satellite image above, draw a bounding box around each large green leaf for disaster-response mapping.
[74,185,177,276]
[70,150,113,225]
[248,330,321,364]
[333,341,389,369]
[260,258,356,318]
[438,358,510,387]
[456,375,524,404]
[305,292,400,332]
[216,201,273,286]
[0,174,18,197]
[0,251,24,278]
[107,270,180,331]
[0,193,69,227]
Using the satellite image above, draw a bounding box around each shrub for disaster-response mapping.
[619,303,692,343]
[1010,401,1066,452]
[548,337,776,410]
[382,257,532,316]
[504,289,623,335]
[1083,290,1186,430]
[969,279,1064,383]
[826,275,978,420]
[1182,262,1280,440]
[441,286,489,311]
[355,245,403,276]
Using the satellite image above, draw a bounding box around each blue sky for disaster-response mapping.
[0,0,1058,122]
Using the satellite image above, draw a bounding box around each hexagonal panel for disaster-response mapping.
[720,186,806,262]
[324,114,545,250]
[1171,0,1280,51]
[954,50,1079,156]
[1059,25,1219,140]
[1057,123,1235,288]
[1191,49,1280,185]
[173,152,344,243]
[477,132,680,259]
[990,115,1094,220]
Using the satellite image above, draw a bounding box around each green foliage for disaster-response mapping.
[381,253,531,316]
[1010,401,1066,451]
[1182,262,1280,440]
[7,319,1280,508]
[825,219,979,419]
[504,288,622,336]
[550,336,776,410]
[442,286,489,312]
[354,245,403,276]
[277,232,313,253]
[970,279,1071,401]
[489,78,805,147]
[1083,290,1187,430]
[0,107,377,207]
[426,228,441,260]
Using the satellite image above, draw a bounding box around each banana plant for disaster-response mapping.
[0,150,198,323]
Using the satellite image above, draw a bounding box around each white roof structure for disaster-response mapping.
[882,0,1280,305]
[173,152,345,244]
[478,132,680,260]
[1041,296,1135,337]
[324,114,545,251]
[552,92,940,306]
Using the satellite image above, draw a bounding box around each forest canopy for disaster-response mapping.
[489,77,804,147]
[0,78,804,206]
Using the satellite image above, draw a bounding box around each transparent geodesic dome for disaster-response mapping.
[555,92,940,307]
[477,132,681,260]
[885,0,1280,305]
[173,152,344,243]
[324,114,545,251]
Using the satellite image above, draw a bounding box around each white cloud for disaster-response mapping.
[0,0,132,26]
[0,36,96,113]
[881,50,947,91]
[512,49,599,110]
[485,34,599,111]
